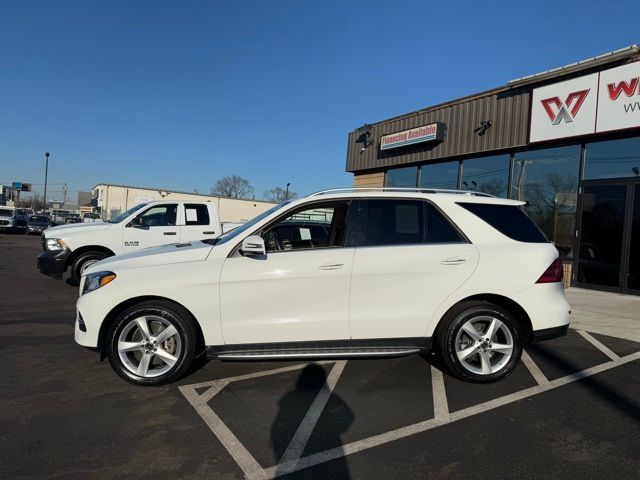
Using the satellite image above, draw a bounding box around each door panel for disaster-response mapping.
[627,184,640,291]
[180,203,219,242]
[121,204,180,253]
[576,183,627,288]
[219,249,354,344]
[349,244,479,339]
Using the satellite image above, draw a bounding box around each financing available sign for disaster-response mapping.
[380,122,444,150]
[530,61,640,142]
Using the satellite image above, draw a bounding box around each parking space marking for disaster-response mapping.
[430,366,450,421]
[279,361,346,466]
[180,348,640,480]
[576,330,620,361]
[520,350,549,385]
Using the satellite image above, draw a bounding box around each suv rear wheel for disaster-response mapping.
[106,301,197,386]
[437,301,522,383]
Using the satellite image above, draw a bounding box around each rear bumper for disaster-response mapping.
[37,250,69,279]
[531,324,569,343]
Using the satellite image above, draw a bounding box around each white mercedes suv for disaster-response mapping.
[74,188,570,386]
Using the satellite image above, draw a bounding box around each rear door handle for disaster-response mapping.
[202,231,216,235]
[318,263,344,270]
[441,257,466,265]
[163,232,177,236]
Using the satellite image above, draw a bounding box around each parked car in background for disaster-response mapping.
[82,212,102,223]
[26,215,51,235]
[73,188,571,386]
[38,200,224,284]
[0,206,17,232]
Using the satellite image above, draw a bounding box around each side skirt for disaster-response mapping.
[206,337,432,360]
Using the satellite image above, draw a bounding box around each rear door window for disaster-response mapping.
[457,202,548,243]
[184,204,210,226]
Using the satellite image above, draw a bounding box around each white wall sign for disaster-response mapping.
[596,62,640,133]
[530,73,599,142]
[134,194,156,204]
[380,123,444,150]
[530,61,640,142]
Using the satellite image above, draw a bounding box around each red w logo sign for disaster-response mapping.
[541,89,590,125]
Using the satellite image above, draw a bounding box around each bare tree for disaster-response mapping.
[211,176,254,199]
[263,186,297,203]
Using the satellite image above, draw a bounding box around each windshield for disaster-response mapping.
[109,203,148,223]
[210,201,290,245]
[30,216,49,222]
[0,209,13,217]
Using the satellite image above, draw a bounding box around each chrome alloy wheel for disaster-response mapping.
[455,315,514,375]
[117,315,182,378]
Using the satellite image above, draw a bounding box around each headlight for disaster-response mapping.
[82,271,117,295]
[46,238,67,251]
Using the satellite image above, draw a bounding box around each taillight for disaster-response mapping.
[536,258,563,283]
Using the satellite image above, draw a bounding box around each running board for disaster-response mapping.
[215,347,424,360]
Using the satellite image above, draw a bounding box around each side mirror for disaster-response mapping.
[240,235,266,257]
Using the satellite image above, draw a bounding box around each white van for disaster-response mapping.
[38,200,223,284]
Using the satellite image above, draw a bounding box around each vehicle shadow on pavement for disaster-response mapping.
[272,364,353,479]
[527,345,640,423]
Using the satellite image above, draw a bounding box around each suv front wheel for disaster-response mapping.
[106,301,197,386]
[437,301,523,383]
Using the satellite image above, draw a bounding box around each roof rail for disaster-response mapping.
[309,187,495,198]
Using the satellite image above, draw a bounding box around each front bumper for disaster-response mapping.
[37,249,70,278]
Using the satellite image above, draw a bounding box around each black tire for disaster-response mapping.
[106,300,197,386]
[436,301,523,383]
[70,251,109,285]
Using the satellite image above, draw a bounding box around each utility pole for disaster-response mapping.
[63,183,68,207]
[43,152,50,210]
[285,182,291,201]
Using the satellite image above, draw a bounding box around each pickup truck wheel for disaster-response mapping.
[107,301,197,386]
[437,301,522,383]
[70,251,108,285]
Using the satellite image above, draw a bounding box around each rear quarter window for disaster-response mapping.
[457,202,548,243]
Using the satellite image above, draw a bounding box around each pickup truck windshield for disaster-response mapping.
[211,201,290,245]
[109,203,148,223]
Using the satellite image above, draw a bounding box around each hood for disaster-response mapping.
[84,241,214,274]
[45,222,112,236]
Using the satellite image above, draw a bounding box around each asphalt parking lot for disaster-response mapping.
[1,233,639,479]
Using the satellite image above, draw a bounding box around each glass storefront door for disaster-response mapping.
[575,178,640,293]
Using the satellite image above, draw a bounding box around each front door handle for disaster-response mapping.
[163,232,177,236]
[202,231,216,235]
[441,257,466,265]
[318,263,344,270]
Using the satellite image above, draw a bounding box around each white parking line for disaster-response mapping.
[180,347,640,480]
[576,330,620,361]
[521,350,549,385]
[430,366,450,421]
[279,361,346,465]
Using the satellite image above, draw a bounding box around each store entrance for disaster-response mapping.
[575,178,640,294]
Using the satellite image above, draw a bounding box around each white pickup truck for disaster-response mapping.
[38,200,223,284]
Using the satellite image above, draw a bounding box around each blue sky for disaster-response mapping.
[1,0,639,201]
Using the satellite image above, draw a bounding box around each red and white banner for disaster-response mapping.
[597,62,640,133]
[530,61,640,142]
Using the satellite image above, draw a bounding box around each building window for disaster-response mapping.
[510,145,581,259]
[385,166,418,187]
[460,154,510,197]
[584,137,640,180]
[419,161,459,190]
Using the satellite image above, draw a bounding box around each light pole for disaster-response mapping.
[285,182,291,201]
[43,152,50,210]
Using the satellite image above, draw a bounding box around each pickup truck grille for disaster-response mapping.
[0,220,9,226]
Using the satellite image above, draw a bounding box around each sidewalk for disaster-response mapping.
[565,287,640,342]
